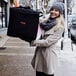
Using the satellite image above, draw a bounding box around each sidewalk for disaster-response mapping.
[0,28,36,76]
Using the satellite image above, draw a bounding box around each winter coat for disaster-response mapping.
[31,20,64,75]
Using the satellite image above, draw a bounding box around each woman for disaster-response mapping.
[31,2,64,76]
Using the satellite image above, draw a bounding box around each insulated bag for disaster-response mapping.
[7,7,39,43]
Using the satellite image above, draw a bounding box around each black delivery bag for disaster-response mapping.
[7,7,39,43]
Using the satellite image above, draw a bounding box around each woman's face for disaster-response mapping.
[50,8,60,18]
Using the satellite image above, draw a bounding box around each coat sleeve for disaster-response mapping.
[32,26,64,47]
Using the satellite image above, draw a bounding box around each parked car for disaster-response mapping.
[70,18,76,44]
[68,15,76,38]
[67,15,76,29]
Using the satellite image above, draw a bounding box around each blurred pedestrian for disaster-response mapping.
[13,0,19,7]
[31,2,64,76]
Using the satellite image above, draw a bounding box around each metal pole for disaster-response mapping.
[63,0,72,52]
[64,0,68,38]
[4,2,8,27]
[36,0,37,11]
[1,1,4,28]
[4,0,9,28]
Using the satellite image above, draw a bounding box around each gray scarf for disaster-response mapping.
[40,18,57,31]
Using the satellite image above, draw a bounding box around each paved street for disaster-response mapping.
[0,32,36,76]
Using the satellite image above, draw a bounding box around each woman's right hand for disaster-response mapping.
[30,40,35,46]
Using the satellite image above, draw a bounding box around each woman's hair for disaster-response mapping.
[53,14,64,32]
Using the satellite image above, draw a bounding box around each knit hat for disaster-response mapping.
[50,2,64,14]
